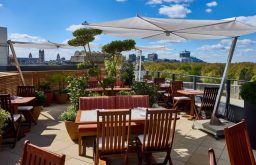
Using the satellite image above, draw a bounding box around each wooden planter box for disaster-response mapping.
[64,121,78,141]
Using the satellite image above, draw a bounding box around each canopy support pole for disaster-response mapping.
[210,36,238,125]
[7,40,26,86]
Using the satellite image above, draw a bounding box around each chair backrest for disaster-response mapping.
[20,140,66,165]
[96,109,131,154]
[0,94,13,116]
[79,96,116,110]
[17,86,35,97]
[153,78,165,85]
[171,81,183,97]
[200,87,219,118]
[208,148,217,165]
[142,109,177,151]
[224,120,256,165]
[115,95,149,109]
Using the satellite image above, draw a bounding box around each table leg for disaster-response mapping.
[189,95,196,119]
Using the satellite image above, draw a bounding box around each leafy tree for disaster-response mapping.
[102,40,136,78]
[68,28,102,53]
[239,68,253,81]
[120,62,135,86]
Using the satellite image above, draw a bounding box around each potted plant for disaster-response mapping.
[59,105,78,140]
[0,108,10,145]
[240,80,256,149]
[49,73,69,104]
[33,91,46,121]
[40,82,53,107]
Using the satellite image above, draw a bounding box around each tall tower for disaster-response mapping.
[56,53,60,62]
[0,27,8,66]
[29,52,32,58]
[39,49,45,63]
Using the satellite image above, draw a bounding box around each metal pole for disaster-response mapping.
[7,40,26,86]
[210,37,238,125]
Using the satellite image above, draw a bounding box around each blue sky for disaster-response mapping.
[0,0,256,62]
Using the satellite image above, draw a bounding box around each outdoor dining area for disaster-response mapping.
[0,72,256,165]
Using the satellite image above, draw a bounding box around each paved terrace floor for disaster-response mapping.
[0,104,255,165]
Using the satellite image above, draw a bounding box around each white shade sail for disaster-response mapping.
[85,15,256,40]
[10,41,73,49]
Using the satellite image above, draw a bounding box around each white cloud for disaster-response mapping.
[243,48,256,53]
[9,33,47,43]
[206,1,217,7]
[197,44,225,51]
[66,24,85,32]
[159,4,191,18]
[220,38,256,47]
[236,15,256,26]
[205,8,212,13]
[116,0,127,2]
[0,3,3,7]
[147,0,192,5]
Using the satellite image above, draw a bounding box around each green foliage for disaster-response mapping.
[101,77,116,89]
[120,62,135,86]
[59,105,77,121]
[251,75,256,82]
[39,82,51,92]
[88,92,102,96]
[0,108,10,133]
[104,60,116,77]
[66,76,89,109]
[34,91,46,106]
[77,60,95,70]
[239,68,254,81]
[102,40,135,55]
[132,82,158,107]
[240,81,256,103]
[117,90,135,96]
[48,73,68,92]
[68,28,102,52]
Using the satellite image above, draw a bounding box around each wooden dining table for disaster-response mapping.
[11,96,35,113]
[177,89,204,118]
[75,108,174,124]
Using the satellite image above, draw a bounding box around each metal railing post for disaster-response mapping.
[157,71,160,78]
[225,79,231,117]
[193,76,197,90]
[172,74,175,81]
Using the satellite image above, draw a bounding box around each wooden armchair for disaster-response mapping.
[171,81,191,111]
[17,86,36,125]
[136,109,178,165]
[94,109,131,165]
[195,87,218,119]
[224,120,256,165]
[20,140,66,165]
[0,94,22,148]
[208,148,217,165]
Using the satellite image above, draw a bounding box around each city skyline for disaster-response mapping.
[0,0,255,62]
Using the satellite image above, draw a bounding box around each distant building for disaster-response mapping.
[0,27,8,66]
[17,52,40,65]
[69,51,111,63]
[148,53,158,61]
[39,49,45,63]
[56,53,61,62]
[128,54,136,62]
[180,50,204,63]
[136,55,145,62]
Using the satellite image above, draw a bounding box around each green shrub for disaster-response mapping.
[240,81,256,103]
[117,90,135,96]
[0,108,10,133]
[132,82,158,107]
[59,105,77,121]
[34,91,46,106]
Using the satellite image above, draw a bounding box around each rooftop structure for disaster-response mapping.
[0,27,8,66]
[180,50,204,63]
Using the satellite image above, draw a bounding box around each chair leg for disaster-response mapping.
[163,151,171,165]
[12,117,22,148]
[136,138,143,165]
